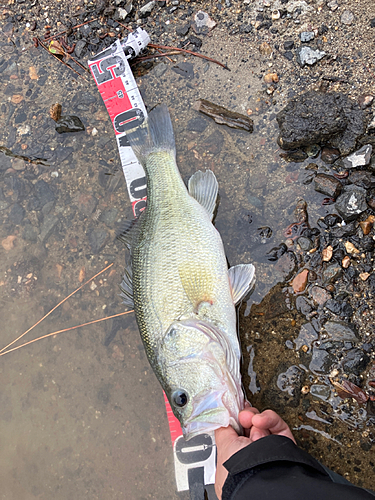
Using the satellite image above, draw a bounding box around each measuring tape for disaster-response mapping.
[88,30,217,499]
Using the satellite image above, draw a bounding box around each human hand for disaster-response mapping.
[214,405,295,499]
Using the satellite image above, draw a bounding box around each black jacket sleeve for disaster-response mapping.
[222,435,375,500]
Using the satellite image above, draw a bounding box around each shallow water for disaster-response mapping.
[0,26,374,499]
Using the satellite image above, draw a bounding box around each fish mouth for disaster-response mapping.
[182,387,243,441]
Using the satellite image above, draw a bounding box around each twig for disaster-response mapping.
[153,47,175,64]
[134,51,180,63]
[44,18,99,42]
[0,310,134,357]
[148,43,230,70]
[115,20,133,32]
[0,262,114,354]
[37,37,87,80]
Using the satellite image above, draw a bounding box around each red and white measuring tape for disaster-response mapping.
[88,30,217,499]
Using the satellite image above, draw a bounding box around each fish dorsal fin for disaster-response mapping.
[228,264,256,305]
[116,219,139,249]
[119,263,134,308]
[178,264,214,313]
[188,170,218,221]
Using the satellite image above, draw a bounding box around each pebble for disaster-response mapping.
[55,116,85,134]
[264,73,279,83]
[341,10,354,25]
[358,94,374,109]
[327,0,338,11]
[294,322,318,351]
[191,11,216,35]
[291,269,309,293]
[74,40,87,59]
[296,46,326,67]
[323,263,342,283]
[341,349,369,376]
[342,144,372,169]
[309,347,335,375]
[310,384,331,401]
[335,186,368,221]
[34,180,55,209]
[154,63,169,78]
[1,235,16,251]
[310,285,331,306]
[259,42,272,56]
[344,241,359,254]
[29,66,38,80]
[323,321,358,342]
[314,173,342,198]
[171,62,194,79]
[11,158,25,171]
[88,229,109,254]
[176,23,190,37]
[295,295,313,316]
[321,147,340,164]
[342,256,351,268]
[284,40,294,50]
[349,170,374,190]
[186,116,208,133]
[274,251,297,280]
[300,31,314,42]
[139,1,156,17]
[9,203,25,225]
[322,245,333,262]
[39,214,59,243]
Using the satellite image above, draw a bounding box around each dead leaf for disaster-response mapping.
[322,245,333,262]
[331,378,368,404]
[49,40,65,57]
[29,66,38,80]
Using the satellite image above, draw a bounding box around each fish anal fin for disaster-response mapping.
[188,170,218,221]
[228,264,256,305]
[116,219,139,249]
[119,263,134,308]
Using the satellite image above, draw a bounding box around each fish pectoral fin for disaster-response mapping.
[119,263,134,308]
[178,265,215,312]
[188,170,218,221]
[228,263,256,305]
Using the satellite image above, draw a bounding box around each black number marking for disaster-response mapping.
[114,108,145,133]
[130,177,147,200]
[91,56,126,85]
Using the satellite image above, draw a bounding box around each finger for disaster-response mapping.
[250,425,270,442]
[215,424,240,449]
[252,410,296,443]
[239,407,259,429]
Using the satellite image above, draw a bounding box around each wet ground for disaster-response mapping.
[1,0,375,497]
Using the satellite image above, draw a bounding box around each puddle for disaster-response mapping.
[0,20,374,499]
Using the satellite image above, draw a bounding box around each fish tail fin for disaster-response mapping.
[127,104,176,165]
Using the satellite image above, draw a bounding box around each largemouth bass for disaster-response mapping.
[119,105,255,440]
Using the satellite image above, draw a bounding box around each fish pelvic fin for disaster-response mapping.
[188,170,218,221]
[228,263,256,305]
[126,104,176,166]
[119,263,134,308]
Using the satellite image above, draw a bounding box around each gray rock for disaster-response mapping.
[323,321,358,342]
[294,322,318,351]
[99,208,118,227]
[309,346,336,375]
[320,147,340,164]
[296,296,313,317]
[335,186,368,221]
[323,264,343,284]
[349,170,374,190]
[341,10,354,25]
[341,348,369,375]
[39,214,59,243]
[314,173,342,198]
[187,116,208,133]
[22,223,38,242]
[296,46,326,67]
[89,229,109,254]
[277,91,351,150]
[310,285,331,306]
[342,144,372,169]
[153,62,168,78]
[139,1,155,17]
[74,40,87,58]
[276,365,303,396]
[300,31,314,42]
[9,203,25,225]
[34,180,55,209]
[55,116,85,134]
[297,236,313,251]
[327,0,338,11]
[310,384,331,401]
[171,62,194,79]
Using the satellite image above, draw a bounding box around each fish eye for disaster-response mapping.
[172,390,188,408]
